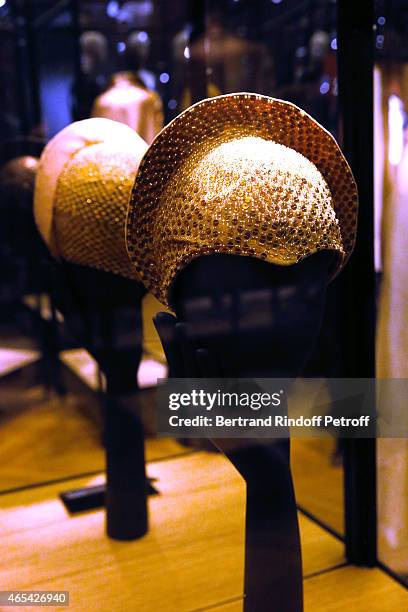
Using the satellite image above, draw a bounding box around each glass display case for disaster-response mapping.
[2,1,407,593]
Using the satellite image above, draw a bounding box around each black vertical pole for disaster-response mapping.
[23,0,42,127]
[105,394,148,541]
[336,0,377,566]
[223,439,303,612]
[70,0,82,123]
[188,0,207,103]
[12,0,33,133]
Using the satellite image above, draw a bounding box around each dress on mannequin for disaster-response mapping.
[91,72,163,145]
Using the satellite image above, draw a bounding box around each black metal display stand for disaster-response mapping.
[49,261,153,540]
[337,0,377,566]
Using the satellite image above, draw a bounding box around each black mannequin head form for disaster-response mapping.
[170,251,333,378]
[53,261,146,392]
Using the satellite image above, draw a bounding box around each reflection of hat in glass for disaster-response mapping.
[34,118,148,280]
[126,93,358,307]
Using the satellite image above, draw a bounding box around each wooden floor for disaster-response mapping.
[1,450,407,612]
[0,383,189,492]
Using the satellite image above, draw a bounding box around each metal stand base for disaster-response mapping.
[60,479,158,514]
[211,437,303,612]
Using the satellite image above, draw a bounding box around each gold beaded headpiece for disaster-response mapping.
[34,118,148,279]
[126,93,358,307]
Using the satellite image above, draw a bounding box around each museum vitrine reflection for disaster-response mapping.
[375,0,408,587]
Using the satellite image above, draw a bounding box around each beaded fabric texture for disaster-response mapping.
[126,93,358,308]
[54,143,141,280]
[34,118,145,257]
[34,118,148,279]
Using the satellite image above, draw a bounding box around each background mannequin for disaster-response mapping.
[73,31,109,121]
[126,30,157,92]
[91,72,163,145]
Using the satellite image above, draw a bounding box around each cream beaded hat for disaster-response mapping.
[34,118,148,279]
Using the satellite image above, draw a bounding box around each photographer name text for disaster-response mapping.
[168,415,371,428]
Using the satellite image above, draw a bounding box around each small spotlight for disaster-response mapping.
[117,41,126,53]
[159,72,170,84]
[106,1,119,18]
[183,46,190,60]
[319,81,330,95]
[378,16,386,26]
[168,99,177,110]
[137,31,149,43]
[376,34,384,49]
[330,37,337,51]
